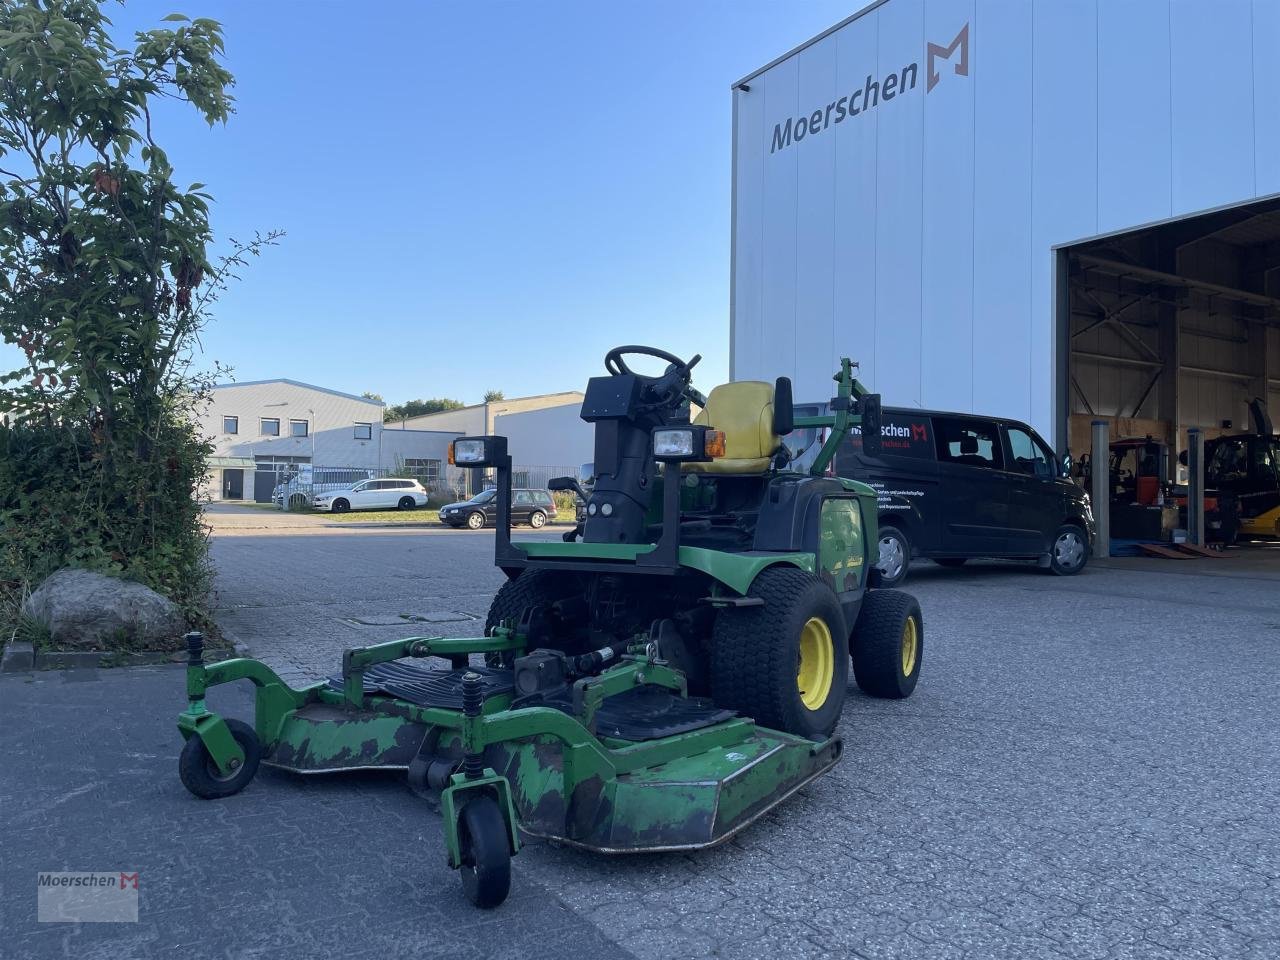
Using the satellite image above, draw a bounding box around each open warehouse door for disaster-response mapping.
[1060,197,1280,551]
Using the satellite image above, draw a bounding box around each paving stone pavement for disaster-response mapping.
[5,527,1280,959]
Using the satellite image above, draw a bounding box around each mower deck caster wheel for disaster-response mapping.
[458,795,511,908]
[179,718,261,799]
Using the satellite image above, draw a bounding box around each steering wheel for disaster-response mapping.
[604,345,693,377]
[604,345,703,409]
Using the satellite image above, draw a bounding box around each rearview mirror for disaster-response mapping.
[547,476,585,499]
[860,394,883,458]
[772,377,794,436]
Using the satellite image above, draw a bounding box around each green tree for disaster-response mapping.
[483,389,504,403]
[0,1,273,631]
[384,397,464,422]
[361,391,384,403]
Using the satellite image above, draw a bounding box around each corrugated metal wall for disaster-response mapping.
[732,0,1280,442]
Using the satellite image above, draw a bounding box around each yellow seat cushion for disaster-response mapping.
[684,380,779,474]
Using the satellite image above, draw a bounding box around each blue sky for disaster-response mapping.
[2,1,856,405]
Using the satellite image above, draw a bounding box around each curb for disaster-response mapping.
[1,641,34,672]
[0,638,241,673]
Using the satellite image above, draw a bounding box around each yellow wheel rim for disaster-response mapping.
[901,616,919,677]
[797,616,835,710]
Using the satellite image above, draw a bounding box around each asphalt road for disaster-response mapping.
[3,527,1279,960]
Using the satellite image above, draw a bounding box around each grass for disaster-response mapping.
[323,508,444,523]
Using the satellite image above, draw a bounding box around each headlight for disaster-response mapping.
[653,429,696,458]
[652,426,725,462]
[449,435,508,467]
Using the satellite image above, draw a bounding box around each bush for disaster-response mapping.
[0,413,214,640]
[552,489,580,518]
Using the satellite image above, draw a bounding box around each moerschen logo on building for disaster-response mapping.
[769,23,970,154]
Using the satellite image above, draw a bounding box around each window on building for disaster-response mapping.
[260,418,280,436]
[290,419,308,438]
[403,458,441,483]
[223,416,238,435]
[354,423,372,440]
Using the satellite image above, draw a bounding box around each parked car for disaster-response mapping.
[837,409,1095,586]
[312,478,428,513]
[440,488,557,529]
[275,469,373,508]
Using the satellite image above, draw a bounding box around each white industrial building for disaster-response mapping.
[393,391,593,484]
[201,380,457,502]
[732,0,1280,457]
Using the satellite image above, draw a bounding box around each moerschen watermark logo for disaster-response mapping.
[769,23,970,154]
[37,871,139,923]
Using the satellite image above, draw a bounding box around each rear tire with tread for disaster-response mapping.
[710,567,848,738]
[851,590,923,699]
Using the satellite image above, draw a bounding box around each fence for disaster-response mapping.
[266,463,584,509]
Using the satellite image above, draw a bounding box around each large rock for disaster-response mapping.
[22,569,187,650]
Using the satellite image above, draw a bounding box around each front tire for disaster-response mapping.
[851,590,923,699]
[710,567,848,738]
[528,510,546,529]
[178,718,261,799]
[458,795,511,909]
[1049,524,1088,576]
[331,498,350,514]
[485,570,577,667]
[467,511,485,530]
[876,525,910,587]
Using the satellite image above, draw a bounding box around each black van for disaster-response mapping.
[836,409,1095,586]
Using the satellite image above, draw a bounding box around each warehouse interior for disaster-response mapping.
[1062,196,1280,474]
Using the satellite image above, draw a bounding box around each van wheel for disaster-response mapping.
[529,510,546,529]
[467,512,485,530]
[876,526,910,587]
[1049,525,1088,575]
[398,496,416,510]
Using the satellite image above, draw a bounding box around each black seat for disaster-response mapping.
[955,434,988,467]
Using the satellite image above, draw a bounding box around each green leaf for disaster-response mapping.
[162,14,191,22]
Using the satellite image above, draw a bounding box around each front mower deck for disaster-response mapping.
[178,631,842,857]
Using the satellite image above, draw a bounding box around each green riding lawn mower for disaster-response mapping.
[176,346,924,908]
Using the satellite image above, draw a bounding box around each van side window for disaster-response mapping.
[933,418,1003,470]
[1006,426,1055,478]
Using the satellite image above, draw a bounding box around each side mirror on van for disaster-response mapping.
[860,394,883,458]
[1060,452,1072,477]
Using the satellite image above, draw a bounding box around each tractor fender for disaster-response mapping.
[676,546,814,598]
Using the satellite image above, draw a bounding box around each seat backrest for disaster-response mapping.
[687,381,780,474]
